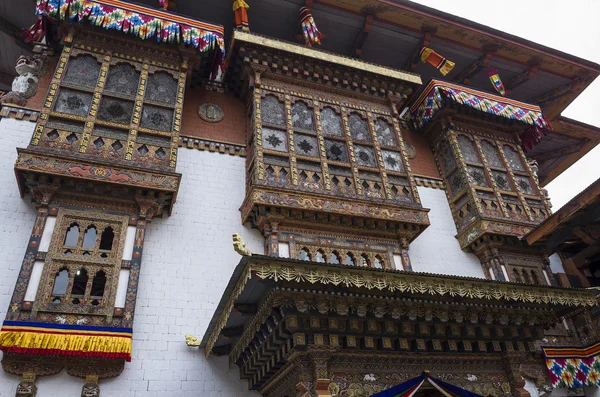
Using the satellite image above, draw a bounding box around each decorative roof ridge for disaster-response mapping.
[228,29,422,85]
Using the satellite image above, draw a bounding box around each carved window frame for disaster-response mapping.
[252,85,418,205]
[33,35,186,171]
[32,209,129,317]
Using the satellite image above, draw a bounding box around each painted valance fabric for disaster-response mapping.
[370,372,484,397]
[542,343,600,388]
[410,80,551,150]
[33,0,225,65]
[0,321,133,362]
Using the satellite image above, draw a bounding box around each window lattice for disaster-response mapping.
[145,71,178,106]
[291,102,314,131]
[63,55,101,89]
[375,119,396,147]
[261,96,285,126]
[348,114,371,142]
[320,107,342,137]
[104,63,140,98]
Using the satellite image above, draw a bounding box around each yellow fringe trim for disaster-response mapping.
[0,331,132,356]
[233,0,250,11]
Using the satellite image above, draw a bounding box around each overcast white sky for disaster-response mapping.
[411,0,600,210]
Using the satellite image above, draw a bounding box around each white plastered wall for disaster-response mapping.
[0,123,263,396]
[409,186,485,278]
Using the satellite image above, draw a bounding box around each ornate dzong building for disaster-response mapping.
[0,0,599,396]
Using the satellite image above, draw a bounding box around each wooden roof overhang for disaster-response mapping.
[526,178,600,263]
[201,254,596,388]
[224,29,422,108]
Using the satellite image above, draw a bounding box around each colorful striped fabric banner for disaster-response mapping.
[371,372,484,397]
[409,80,551,150]
[33,0,225,74]
[410,80,551,131]
[542,343,600,388]
[0,321,133,361]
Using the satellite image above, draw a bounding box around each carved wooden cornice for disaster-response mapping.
[202,255,597,357]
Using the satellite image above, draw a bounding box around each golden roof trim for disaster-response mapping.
[232,30,422,85]
[249,260,597,307]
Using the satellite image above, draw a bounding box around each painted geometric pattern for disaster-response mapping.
[410,80,551,132]
[542,343,600,388]
[35,0,225,56]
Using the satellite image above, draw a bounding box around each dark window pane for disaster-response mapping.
[294,134,319,157]
[63,55,100,89]
[71,268,88,296]
[354,145,376,167]
[481,140,504,169]
[321,108,342,137]
[325,139,348,162]
[291,102,314,131]
[458,135,481,165]
[262,128,288,152]
[145,72,178,106]
[261,96,285,126]
[140,105,174,132]
[348,114,370,142]
[91,271,106,297]
[98,97,134,125]
[503,146,525,172]
[375,120,396,146]
[438,140,457,174]
[382,150,404,172]
[104,63,140,98]
[55,89,92,117]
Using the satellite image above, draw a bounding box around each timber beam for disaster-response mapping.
[233,303,257,315]
[531,77,580,108]
[403,26,436,71]
[0,15,33,53]
[351,15,373,58]
[453,50,495,85]
[506,65,538,93]
[532,140,589,164]
[221,326,245,338]
[212,344,231,356]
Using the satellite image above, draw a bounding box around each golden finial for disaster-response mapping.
[233,233,252,256]
[185,334,201,347]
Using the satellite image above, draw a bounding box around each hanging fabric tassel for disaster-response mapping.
[24,15,47,43]
[299,6,324,47]
[487,68,506,96]
[233,0,250,31]
[158,0,168,10]
[419,47,455,76]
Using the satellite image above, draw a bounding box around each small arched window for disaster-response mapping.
[261,95,285,126]
[330,251,341,264]
[99,227,114,251]
[345,253,355,266]
[64,223,80,247]
[530,270,539,285]
[71,268,88,297]
[51,268,69,298]
[91,271,107,298]
[82,226,97,249]
[521,269,531,284]
[299,248,311,261]
[360,254,370,267]
[315,250,325,263]
[374,255,383,269]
